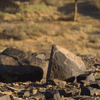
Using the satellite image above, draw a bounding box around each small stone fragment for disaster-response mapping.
[50,79,66,89]
[31,93,46,100]
[32,87,38,95]
[81,86,97,96]
[23,91,30,98]
[45,88,61,100]
[77,73,95,83]
[36,54,46,60]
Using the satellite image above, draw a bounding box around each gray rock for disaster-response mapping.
[64,87,81,97]
[23,91,30,98]
[36,54,46,60]
[30,93,46,100]
[90,81,100,88]
[81,86,98,96]
[86,73,95,82]
[45,88,61,100]
[47,44,86,81]
[0,48,44,82]
[77,73,95,83]
[0,94,11,100]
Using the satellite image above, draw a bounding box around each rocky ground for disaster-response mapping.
[0,45,100,100]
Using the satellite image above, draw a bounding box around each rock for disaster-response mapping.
[86,73,95,82]
[90,81,100,89]
[0,48,43,82]
[30,93,46,100]
[80,80,90,86]
[23,91,30,98]
[0,46,100,100]
[64,87,81,97]
[0,94,11,100]
[78,55,100,70]
[77,73,95,83]
[47,44,86,81]
[32,87,38,95]
[45,88,61,100]
[49,79,66,89]
[39,61,49,82]
[74,96,94,100]
[81,86,99,96]
[36,54,46,60]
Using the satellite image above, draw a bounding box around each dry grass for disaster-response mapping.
[0,0,100,59]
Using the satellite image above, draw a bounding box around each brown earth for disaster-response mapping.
[0,0,100,58]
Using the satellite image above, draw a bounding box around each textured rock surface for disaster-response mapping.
[47,44,86,81]
[0,45,100,100]
[0,48,46,82]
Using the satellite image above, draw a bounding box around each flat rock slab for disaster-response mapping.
[0,48,46,82]
[47,44,86,81]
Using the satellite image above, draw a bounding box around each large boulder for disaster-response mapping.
[47,44,86,81]
[0,48,48,82]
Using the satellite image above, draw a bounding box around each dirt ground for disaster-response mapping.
[0,0,100,58]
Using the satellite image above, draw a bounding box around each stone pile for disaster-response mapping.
[0,44,100,100]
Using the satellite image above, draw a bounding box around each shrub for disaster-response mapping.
[4,7,20,14]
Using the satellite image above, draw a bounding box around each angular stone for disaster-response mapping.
[30,93,46,100]
[45,89,61,100]
[1,47,26,60]
[49,79,66,89]
[47,44,86,81]
[0,94,11,100]
[64,87,81,97]
[44,53,50,61]
[86,73,95,82]
[77,73,95,83]
[32,87,38,95]
[23,91,30,98]
[81,86,98,96]
[36,54,46,60]
[90,81,100,89]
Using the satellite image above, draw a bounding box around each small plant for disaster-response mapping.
[4,7,20,14]
[88,36,99,43]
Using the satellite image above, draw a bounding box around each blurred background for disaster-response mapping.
[0,0,100,58]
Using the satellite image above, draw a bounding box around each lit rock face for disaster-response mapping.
[47,44,86,81]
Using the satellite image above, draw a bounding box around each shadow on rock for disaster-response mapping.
[0,65,43,83]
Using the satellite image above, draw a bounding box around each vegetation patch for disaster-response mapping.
[19,4,53,14]
[0,24,48,40]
